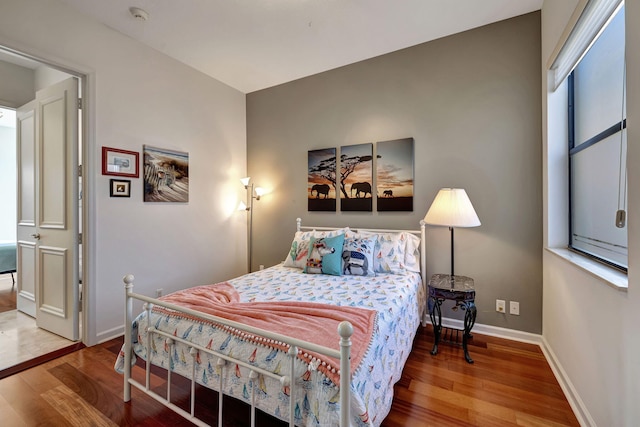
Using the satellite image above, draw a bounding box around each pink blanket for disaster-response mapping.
[155,282,377,383]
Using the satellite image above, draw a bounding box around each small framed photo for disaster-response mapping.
[102,146,139,178]
[110,179,131,197]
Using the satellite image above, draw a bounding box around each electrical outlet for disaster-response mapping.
[259,264,265,270]
[510,301,520,315]
[496,299,506,313]
[156,288,163,298]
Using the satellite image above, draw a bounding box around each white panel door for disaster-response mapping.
[16,100,37,317]
[16,77,79,341]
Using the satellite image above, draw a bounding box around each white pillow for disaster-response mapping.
[356,230,407,275]
[403,232,422,273]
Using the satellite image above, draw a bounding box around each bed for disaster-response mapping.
[119,219,427,427]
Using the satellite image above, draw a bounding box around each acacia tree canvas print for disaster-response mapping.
[308,148,336,211]
[340,143,373,212]
[376,137,414,211]
[143,145,189,203]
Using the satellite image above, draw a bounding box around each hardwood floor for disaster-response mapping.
[0,273,16,314]
[383,327,579,427]
[0,326,579,426]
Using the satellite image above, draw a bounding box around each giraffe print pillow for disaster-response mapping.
[303,234,345,276]
[283,228,349,269]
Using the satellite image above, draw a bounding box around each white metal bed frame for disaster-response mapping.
[122,218,426,427]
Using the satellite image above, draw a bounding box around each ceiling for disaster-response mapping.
[57,0,542,94]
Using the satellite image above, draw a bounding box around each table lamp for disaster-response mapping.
[424,188,480,281]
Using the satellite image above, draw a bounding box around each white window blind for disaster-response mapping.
[568,3,627,269]
[550,0,623,90]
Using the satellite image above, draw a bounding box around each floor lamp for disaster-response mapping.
[424,188,480,286]
[239,177,264,273]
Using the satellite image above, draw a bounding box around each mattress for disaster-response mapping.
[127,264,425,427]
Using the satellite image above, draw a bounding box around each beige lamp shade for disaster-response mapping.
[424,188,480,228]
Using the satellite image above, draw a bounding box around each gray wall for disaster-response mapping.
[247,12,542,333]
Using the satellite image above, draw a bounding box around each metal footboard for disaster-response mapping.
[123,274,353,427]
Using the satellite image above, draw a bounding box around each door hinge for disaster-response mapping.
[78,233,82,244]
[77,165,82,177]
[77,98,82,109]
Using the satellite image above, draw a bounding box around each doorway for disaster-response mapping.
[0,106,17,317]
[0,48,86,372]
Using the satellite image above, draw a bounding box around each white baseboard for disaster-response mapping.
[96,325,124,344]
[426,317,591,427]
[540,337,595,427]
[425,316,542,344]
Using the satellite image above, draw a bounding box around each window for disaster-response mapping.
[568,4,627,270]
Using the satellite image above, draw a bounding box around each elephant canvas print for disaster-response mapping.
[340,143,373,212]
[376,137,414,211]
[308,148,336,211]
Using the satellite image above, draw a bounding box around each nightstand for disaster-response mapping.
[428,273,477,363]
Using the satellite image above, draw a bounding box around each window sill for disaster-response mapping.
[545,247,628,291]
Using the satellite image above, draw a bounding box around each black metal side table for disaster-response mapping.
[428,273,477,364]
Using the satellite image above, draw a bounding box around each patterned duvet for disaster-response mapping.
[129,264,425,427]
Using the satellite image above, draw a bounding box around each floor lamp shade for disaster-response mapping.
[424,188,480,279]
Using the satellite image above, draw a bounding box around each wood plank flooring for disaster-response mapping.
[0,326,580,426]
[0,273,16,314]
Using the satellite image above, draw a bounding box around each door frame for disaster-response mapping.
[0,43,94,346]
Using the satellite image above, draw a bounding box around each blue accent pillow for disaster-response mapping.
[303,233,345,276]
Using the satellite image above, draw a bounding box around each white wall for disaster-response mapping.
[0,122,16,242]
[0,0,248,345]
[622,1,640,423]
[542,0,640,425]
[34,65,71,91]
[0,61,31,244]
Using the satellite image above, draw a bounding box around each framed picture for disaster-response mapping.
[376,137,414,211]
[109,179,131,197]
[340,143,373,212]
[308,148,336,211]
[102,147,139,178]
[143,145,189,203]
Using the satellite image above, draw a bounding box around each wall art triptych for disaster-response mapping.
[308,137,414,212]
